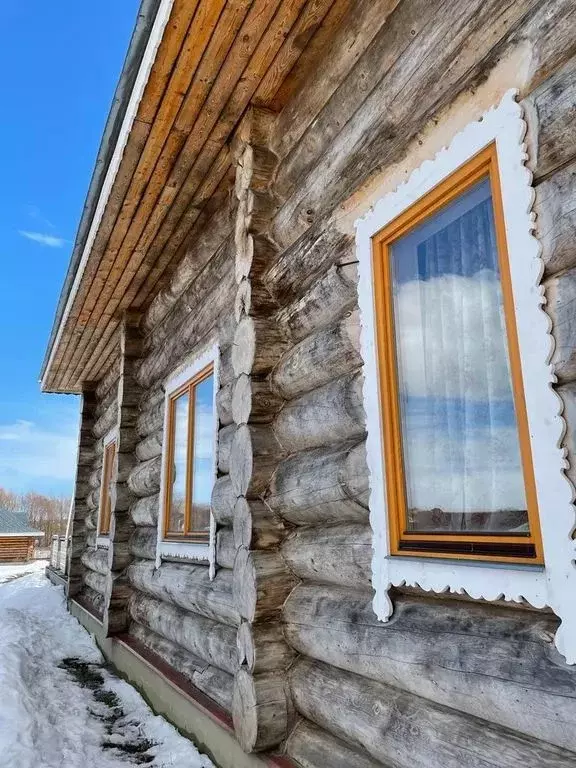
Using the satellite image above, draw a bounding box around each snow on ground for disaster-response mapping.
[0,565,214,768]
[0,559,47,585]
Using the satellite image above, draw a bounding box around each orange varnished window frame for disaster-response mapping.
[99,439,117,537]
[163,363,214,542]
[372,144,543,564]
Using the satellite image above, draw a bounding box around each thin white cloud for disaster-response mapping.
[25,205,55,230]
[0,415,78,493]
[18,230,66,248]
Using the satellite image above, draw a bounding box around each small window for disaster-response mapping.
[162,363,215,542]
[373,145,542,563]
[98,432,117,539]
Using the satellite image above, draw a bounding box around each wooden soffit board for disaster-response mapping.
[42,0,349,394]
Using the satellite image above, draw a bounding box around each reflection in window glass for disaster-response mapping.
[389,178,529,535]
[168,391,189,534]
[191,374,214,533]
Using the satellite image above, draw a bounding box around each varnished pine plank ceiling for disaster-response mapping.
[44,0,347,393]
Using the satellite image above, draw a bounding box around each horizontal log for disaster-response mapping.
[535,159,576,276]
[83,568,106,596]
[229,423,285,498]
[130,620,233,713]
[129,527,157,560]
[216,527,235,569]
[128,560,239,627]
[268,441,369,525]
[80,585,105,618]
[95,360,120,402]
[276,262,358,344]
[281,523,372,588]
[129,593,237,674]
[211,475,235,525]
[284,584,576,752]
[130,494,160,527]
[135,430,163,461]
[127,456,162,498]
[233,548,296,623]
[81,547,109,576]
[290,659,576,768]
[274,371,366,452]
[544,266,576,382]
[237,621,295,674]
[530,57,576,182]
[136,400,164,439]
[232,667,289,753]
[271,311,362,400]
[216,381,234,426]
[286,721,382,768]
[92,399,118,440]
[218,424,235,473]
[233,497,285,550]
[231,374,283,425]
[231,315,289,379]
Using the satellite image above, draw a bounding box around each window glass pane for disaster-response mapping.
[190,373,214,533]
[390,177,529,535]
[168,392,189,534]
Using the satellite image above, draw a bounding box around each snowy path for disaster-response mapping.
[0,565,214,768]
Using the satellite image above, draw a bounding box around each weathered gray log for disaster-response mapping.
[237,621,295,674]
[130,620,234,712]
[231,315,288,378]
[290,659,576,768]
[233,497,285,550]
[92,399,118,439]
[535,159,576,276]
[233,548,296,623]
[211,475,236,525]
[268,441,369,524]
[135,430,163,461]
[530,57,576,183]
[127,456,162,498]
[95,359,120,402]
[284,584,576,752]
[218,424,235,474]
[557,381,576,491]
[544,266,576,382]
[232,667,289,753]
[129,527,157,560]
[83,568,106,596]
[86,531,96,548]
[128,560,239,627]
[136,400,164,438]
[274,371,366,452]
[130,494,160,527]
[271,311,362,400]
[80,585,105,618]
[276,262,358,343]
[216,527,235,569]
[106,512,134,572]
[231,374,282,425]
[81,547,109,576]
[216,381,234,426]
[281,523,372,588]
[84,510,97,531]
[286,721,383,768]
[143,201,233,333]
[129,593,237,674]
[229,423,284,498]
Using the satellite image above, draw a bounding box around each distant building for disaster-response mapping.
[0,509,42,563]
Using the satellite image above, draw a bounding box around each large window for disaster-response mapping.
[162,363,215,543]
[373,145,542,563]
[98,431,117,539]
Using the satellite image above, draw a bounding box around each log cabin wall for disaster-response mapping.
[64,1,576,764]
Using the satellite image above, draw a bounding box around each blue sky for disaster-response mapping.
[0,2,139,497]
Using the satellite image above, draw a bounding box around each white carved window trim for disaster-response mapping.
[96,427,118,548]
[356,90,576,663]
[156,343,219,576]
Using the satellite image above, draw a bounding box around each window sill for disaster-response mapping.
[156,539,209,565]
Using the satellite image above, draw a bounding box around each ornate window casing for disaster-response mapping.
[96,427,118,547]
[356,90,576,663]
[156,344,219,572]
